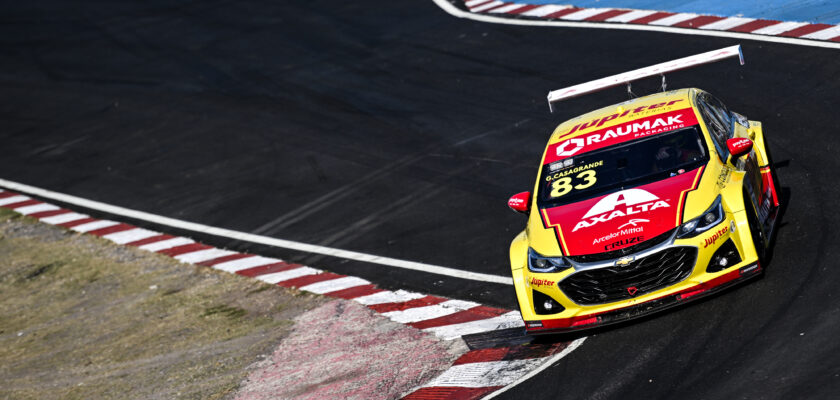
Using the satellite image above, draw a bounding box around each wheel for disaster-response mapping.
[745,197,766,264]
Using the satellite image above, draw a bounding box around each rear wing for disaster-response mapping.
[547,45,744,112]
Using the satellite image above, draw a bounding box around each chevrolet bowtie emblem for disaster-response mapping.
[615,256,635,267]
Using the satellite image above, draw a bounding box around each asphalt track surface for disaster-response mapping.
[2,1,839,399]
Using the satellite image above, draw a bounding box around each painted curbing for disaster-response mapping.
[432,0,840,50]
[0,186,578,399]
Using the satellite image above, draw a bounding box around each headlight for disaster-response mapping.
[677,195,724,238]
[528,248,571,273]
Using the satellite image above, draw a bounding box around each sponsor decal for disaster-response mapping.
[540,168,701,256]
[626,286,639,296]
[592,226,643,245]
[716,165,732,188]
[529,277,556,287]
[618,218,649,229]
[703,225,729,248]
[549,158,575,171]
[562,99,685,137]
[604,236,644,251]
[545,108,699,165]
[556,138,584,157]
[572,189,670,232]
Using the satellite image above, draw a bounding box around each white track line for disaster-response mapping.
[429,0,840,50]
[40,212,88,225]
[174,248,238,263]
[138,237,194,251]
[423,311,525,340]
[381,299,479,323]
[15,203,60,215]
[213,255,282,273]
[299,276,371,294]
[483,337,587,399]
[256,266,320,284]
[352,289,426,305]
[103,228,161,244]
[0,178,511,285]
[71,220,119,233]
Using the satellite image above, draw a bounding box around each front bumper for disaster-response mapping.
[523,261,761,335]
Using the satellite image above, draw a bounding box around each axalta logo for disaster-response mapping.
[555,115,685,158]
[572,189,670,232]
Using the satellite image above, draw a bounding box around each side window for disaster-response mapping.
[697,93,732,161]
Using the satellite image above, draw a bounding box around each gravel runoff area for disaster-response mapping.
[0,208,466,399]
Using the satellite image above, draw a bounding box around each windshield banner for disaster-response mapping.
[544,108,699,165]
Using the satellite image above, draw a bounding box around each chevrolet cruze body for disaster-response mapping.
[508,76,780,334]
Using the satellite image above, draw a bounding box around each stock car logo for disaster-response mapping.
[572,189,670,232]
[615,256,635,267]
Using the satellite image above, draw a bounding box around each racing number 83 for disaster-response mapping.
[550,170,597,198]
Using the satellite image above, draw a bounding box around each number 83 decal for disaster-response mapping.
[550,170,597,198]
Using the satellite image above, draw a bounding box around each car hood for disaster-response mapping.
[538,166,705,256]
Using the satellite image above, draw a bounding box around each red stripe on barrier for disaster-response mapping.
[367,296,449,313]
[674,15,724,28]
[544,7,582,19]
[402,386,502,400]
[629,11,675,24]
[56,217,97,228]
[506,4,541,15]
[454,342,570,365]
[29,209,71,219]
[408,306,509,329]
[584,9,631,22]
[478,2,511,13]
[87,223,135,236]
[0,192,20,199]
[2,199,40,209]
[197,253,251,267]
[157,242,212,256]
[276,272,344,288]
[236,262,303,277]
[125,234,173,246]
[779,23,833,37]
[831,35,840,42]
[323,284,385,299]
[727,19,780,33]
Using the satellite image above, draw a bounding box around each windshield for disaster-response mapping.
[537,126,709,207]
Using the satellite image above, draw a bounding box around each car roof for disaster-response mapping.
[547,88,696,145]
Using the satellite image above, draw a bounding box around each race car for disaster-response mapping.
[507,45,780,334]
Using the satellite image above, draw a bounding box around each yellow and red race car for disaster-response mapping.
[508,46,780,334]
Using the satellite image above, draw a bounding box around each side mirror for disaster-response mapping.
[508,191,531,214]
[726,137,753,159]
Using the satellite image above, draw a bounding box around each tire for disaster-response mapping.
[745,197,766,264]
